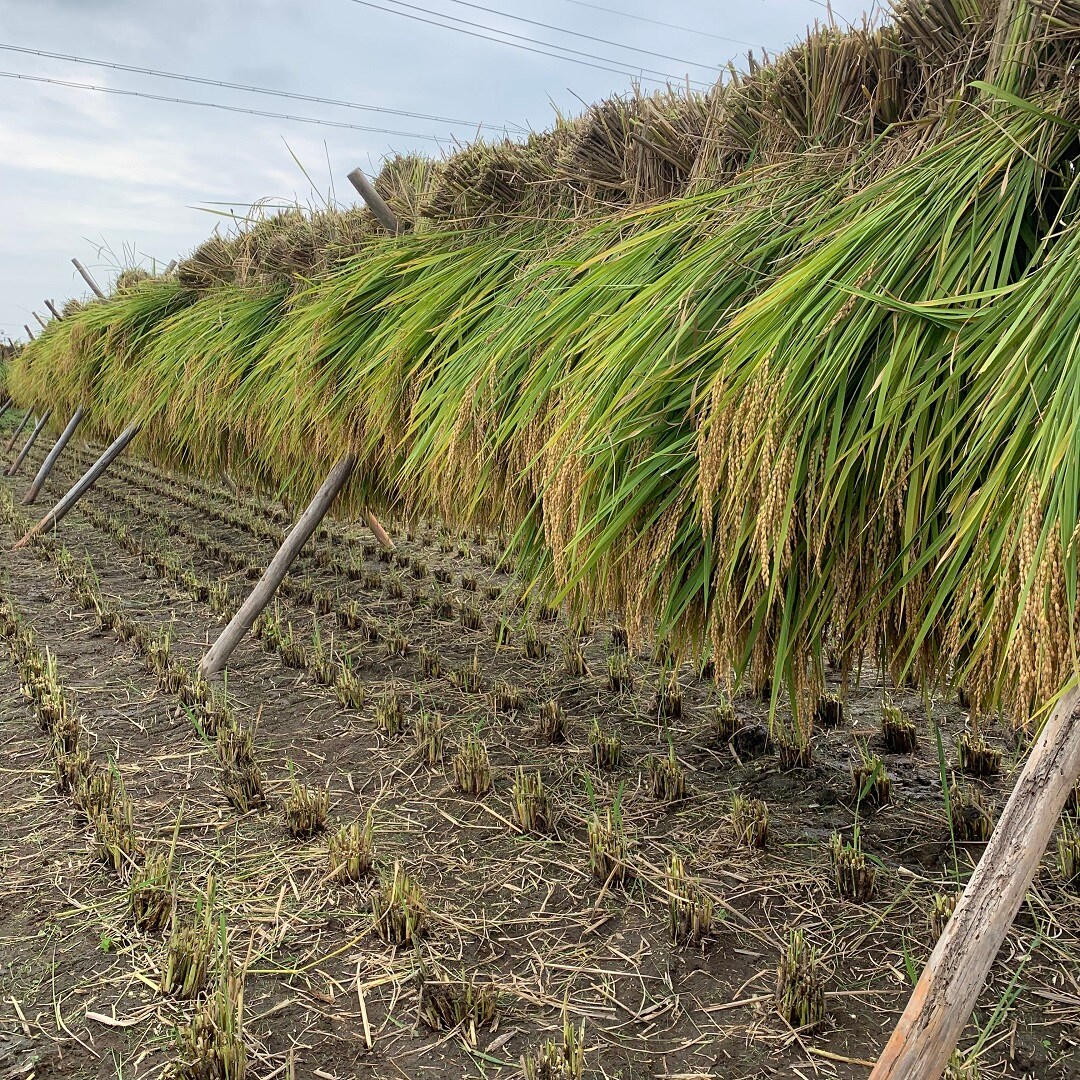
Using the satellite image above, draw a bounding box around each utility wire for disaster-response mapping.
[346,0,711,86]
[434,0,720,69]
[0,70,447,139]
[550,0,766,49]
[0,42,520,131]
[367,0,710,83]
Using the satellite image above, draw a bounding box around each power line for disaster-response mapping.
[346,0,711,86]
[368,0,710,83]
[0,42,520,132]
[434,0,721,69]
[0,70,447,139]
[550,0,765,49]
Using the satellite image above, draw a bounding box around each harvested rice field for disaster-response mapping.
[8,2,1080,1077]
[1,428,1079,1080]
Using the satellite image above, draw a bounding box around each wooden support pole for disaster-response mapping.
[44,299,63,321]
[23,406,85,505]
[199,454,357,676]
[32,311,47,331]
[7,409,52,476]
[0,397,12,422]
[347,168,402,235]
[71,258,106,299]
[13,423,140,550]
[23,325,34,342]
[871,686,1080,1080]
[4,411,32,453]
[364,510,394,550]
[164,259,177,274]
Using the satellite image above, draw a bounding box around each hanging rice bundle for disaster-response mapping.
[374,152,442,230]
[177,232,242,291]
[13,0,1080,736]
[422,132,566,225]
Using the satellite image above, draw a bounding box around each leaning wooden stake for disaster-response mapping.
[363,510,394,550]
[13,424,140,549]
[7,409,52,476]
[23,325,34,342]
[347,168,402,235]
[199,454,357,676]
[44,299,62,321]
[4,411,32,453]
[0,397,12,422]
[23,406,85,504]
[72,258,106,299]
[32,311,48,331]
[871,686,1080,1080]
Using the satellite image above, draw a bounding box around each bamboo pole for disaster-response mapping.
[200,454,357,674]
[4,411,32,452]
[23,325,34,341]
[0,397,12,422]
[871,686,1080,1079]
[23,406,85,505]
[13,424,140,549]
[32,311,47,331]
[364,510,394,550]
[199,454,357,676]
[71,258,106,299]
[7,409,52,476]
[347,168,402,235]
[319,163,395,542]
[44,300,62,321]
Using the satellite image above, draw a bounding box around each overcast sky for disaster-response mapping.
[0,0,862,342]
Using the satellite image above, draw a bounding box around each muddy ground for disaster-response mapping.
[0,420,1078,1080]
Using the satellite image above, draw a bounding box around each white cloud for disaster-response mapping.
[0,0,842,338]
[0,116,208,191]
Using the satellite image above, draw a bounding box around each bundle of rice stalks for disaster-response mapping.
[558,89,708,206]
[374,152,442,230]
[113,267,153,292]
[217,720,267,813]
[1057,814,1080,889]
[423,133,557,225]
[177,231,245,290]
[587,803,630,884]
